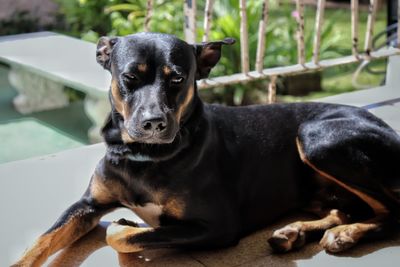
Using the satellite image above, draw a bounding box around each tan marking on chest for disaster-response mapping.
[164,197,186,219]
[129,203,163,228]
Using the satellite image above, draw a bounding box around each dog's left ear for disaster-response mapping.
[96,36,119,70]
[194,38,235,80]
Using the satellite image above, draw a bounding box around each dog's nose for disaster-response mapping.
[141,116,167,132]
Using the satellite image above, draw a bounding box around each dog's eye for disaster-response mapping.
[123,73,137,81]
[171,76,184,84]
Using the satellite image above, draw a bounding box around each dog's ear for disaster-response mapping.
[96,36,119,70]
[194,38,235,80]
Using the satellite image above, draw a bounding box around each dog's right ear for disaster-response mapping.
[96,36,119,70]
[194,38,235,80]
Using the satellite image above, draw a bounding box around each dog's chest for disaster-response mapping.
[125,202,163,227]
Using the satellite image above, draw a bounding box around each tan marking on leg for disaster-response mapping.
[13,215,97,267]
[138,63,147,72]
[90,173,122,204]
[48,224,107,267]
[320,217,383,253]
[106,222,152,253]
[296,137,389,216]
[164,197,186,219]
[176,86,194,122]
[269,209,348,252]
[162,66,171,75]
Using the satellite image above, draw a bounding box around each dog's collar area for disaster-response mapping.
[126,153,153,162]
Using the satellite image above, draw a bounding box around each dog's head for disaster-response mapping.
[96,32,234,144]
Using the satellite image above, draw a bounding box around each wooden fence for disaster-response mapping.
[146,0,400,103]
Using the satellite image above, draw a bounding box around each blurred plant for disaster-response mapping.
[56,0,346,105]
[55,0,115,38]
[206,0,345,104]
[0,11,42,35]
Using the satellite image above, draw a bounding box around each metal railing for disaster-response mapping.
[146,0,400,103]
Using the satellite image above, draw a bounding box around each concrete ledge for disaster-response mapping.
[1,143,400,266]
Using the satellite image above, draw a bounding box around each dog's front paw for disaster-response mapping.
[320,225,357,253]
[115,218,139,227]
[268,224,305,253]
[106,219,150,253]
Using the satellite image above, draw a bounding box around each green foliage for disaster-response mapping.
[56,0,114,37]
[56,0,385,105]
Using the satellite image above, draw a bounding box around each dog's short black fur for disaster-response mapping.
[14,33,400,266]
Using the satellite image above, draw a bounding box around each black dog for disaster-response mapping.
[14,33,400,266]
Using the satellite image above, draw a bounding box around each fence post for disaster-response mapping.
[312,0,325,65]
[239,0,250,74]
[203,0,214,42]
[184,0,197,43]
[295,0,306,66]
[256,0,270,73]
[351,0,360,58]
[364,0,378,56]
[144,0,153,32]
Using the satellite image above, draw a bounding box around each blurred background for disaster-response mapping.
[0,0,393,162]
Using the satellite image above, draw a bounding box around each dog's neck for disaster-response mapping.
[102,93,204,164]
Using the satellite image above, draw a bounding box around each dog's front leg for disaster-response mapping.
[12,174,118,267]
[106,219,212,253]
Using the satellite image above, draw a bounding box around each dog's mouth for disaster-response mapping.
[122,126,178,144]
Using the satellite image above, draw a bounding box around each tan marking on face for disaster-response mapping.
[138,63,147,72]
[162,66,172,75]
[296,138,389,216]
[176,85,194,122]
[111,79,124,116]
[106,222,152,253]
[121,128,135,143]
[111,79,131,120]
[164,197,186,219]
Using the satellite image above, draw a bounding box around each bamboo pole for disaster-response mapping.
[184,0,197,43]
[312,0,325,64]
[202,0,214,42]
[256,0,270,73]
[197,47,400,89]
[239,0,250,74]
[398,0,400,48]
[351,0,359,58]
[295,0,306,66]
[364,0,378,56]
[268,75,277,104]
[144,0,153,32]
